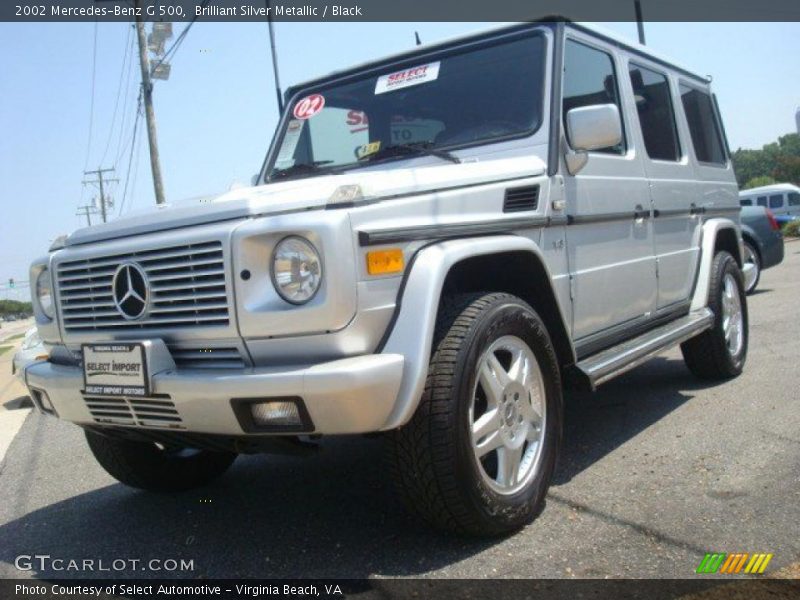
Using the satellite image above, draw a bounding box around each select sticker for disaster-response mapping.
[375,61,440,95]
[293,94,325,120]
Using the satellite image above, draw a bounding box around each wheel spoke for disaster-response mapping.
[475,429,504,458]
[472,409,501,444]
[519,394,543,429]
[487,353,512,388]
[498,445,523,487]
[508,349,528,385]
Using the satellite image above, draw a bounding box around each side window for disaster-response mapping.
[679,84,726,165]
[788,192,800,207]
[628,64,681,161]
[563,40,625,154]
[740,198,752,206]
[756,197,768,207]
[769,194,784,209]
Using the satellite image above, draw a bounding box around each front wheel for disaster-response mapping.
[85,430,237,492]
[681,251,748,379]
[387,293,563,536]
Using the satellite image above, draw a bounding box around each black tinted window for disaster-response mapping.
[757,197,767,207]
[769,194,784,209]
[740,198,752,206]
[563,40,624,154]
[680,84,726,164]
[629,65,680,161]
[788,192,800,207]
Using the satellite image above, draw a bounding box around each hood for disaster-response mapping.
[63,156,546,247]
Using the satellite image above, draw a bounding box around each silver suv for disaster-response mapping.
[26,21,752,536]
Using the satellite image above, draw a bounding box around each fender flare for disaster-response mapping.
[379,235,570,430]
[690,218,742,312]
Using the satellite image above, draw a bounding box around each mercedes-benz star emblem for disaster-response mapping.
[112,263,149,320]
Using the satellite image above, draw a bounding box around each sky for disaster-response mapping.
[0,20,799,301]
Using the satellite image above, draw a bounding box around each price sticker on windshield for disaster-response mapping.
[293,94,325,120]
[375,61,440,95]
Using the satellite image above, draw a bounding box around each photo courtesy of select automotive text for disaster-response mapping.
[1,0,799,598]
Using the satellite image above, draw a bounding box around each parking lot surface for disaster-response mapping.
[0,247,798,580]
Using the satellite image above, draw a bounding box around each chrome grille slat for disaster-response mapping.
[57,241,229,332]
[84,395,183,428]
[167,345,246,370]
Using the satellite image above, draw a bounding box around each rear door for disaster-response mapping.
[625,60,699,311]
[561,34,657,344]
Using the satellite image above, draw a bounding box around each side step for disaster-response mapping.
[574,308,714,390]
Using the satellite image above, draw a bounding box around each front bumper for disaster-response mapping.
[25,354,404,435]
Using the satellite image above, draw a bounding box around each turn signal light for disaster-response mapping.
[366,248,404,275]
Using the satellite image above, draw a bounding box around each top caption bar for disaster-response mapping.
[4,0,800,22]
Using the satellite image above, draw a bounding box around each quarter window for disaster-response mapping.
[740,198,752,206]
[563,40,625,154]
[769,194,784,209]
[629,64,681,161]
[680,84,726,165]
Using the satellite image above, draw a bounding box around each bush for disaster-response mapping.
[783,220,800,238]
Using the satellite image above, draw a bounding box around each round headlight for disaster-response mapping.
[36,269,54,319]
[271,236,323,305]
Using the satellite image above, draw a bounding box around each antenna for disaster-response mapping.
[266,0,284,112]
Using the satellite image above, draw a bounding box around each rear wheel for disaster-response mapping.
[387,292,562,536]
[681,251,748,379]
[85,430,237,492]
[742,240,760,294]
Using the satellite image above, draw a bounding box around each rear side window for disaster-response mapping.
[629,64,681,161]
[788,192,800,207]
[769,194,784,209]
[740,198,752,206]
[757,197,768,207]
[680,84,726,165]
[563,40,625,154]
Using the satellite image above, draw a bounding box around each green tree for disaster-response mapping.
[743,175,776,189]
[732,133,800,188]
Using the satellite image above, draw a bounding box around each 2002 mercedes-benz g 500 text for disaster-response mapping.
[27,21,752,536]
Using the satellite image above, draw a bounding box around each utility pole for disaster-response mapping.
[83,167,118,223]
[634,0,646,45]
[76,204,95,226]
[134,1,167,205]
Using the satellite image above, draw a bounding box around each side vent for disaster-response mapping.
[503,185,540,213]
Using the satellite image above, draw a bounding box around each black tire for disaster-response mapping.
[85,430,237,492]
[387,292,563,536]
[681,251,748,379]
[742,239,761,294]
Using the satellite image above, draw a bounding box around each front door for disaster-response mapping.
[561,36,657,345]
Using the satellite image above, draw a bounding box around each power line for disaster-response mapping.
[114,27,138,164]
[150,0,209,74]
[83,167,118,223]
[118,91,143,216]
[83,21,99,170]
[100,24,134,166]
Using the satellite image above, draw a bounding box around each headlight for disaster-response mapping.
[271,236,323,305]
[35,269,54,319]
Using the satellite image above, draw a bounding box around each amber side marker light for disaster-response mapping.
[366,249,404,275]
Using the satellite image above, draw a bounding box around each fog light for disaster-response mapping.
[251,400,302,427]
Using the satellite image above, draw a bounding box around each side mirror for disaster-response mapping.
[564,103,622,174]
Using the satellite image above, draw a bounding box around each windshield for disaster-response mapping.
[266,32,546,181]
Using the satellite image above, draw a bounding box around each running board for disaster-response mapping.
[574,308,714,390]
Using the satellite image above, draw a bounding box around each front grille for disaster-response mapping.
[84,394,183,428]
[57,241,229,332]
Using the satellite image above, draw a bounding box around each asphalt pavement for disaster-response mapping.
[0,249,797,580]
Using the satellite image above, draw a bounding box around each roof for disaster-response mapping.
[739,183,800,195]
[288,20,708,95]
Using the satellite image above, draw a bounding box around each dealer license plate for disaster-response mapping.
[82,343,149,397]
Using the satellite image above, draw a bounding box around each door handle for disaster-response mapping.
[634,204,648,223]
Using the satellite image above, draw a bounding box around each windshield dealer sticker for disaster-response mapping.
[293,94,325,119]
[275,119,304,168]
[375,61,440,95]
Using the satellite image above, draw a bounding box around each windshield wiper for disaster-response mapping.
[359,141,461,165]
[269,161,333,181]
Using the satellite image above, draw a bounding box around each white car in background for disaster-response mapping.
[12,327,46,382]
